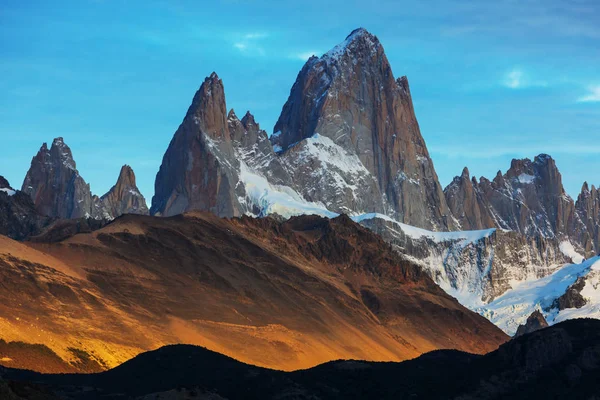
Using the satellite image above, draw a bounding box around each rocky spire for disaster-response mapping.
[21,137,96,219]
[97,165,148,218]
[271,28,455,230]
[150,73,245,217]
[575,181,600,255]
[444,166,496,230]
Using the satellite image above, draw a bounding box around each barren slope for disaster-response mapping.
[0,213,507,372]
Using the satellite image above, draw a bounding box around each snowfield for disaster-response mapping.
[480,256,600,335]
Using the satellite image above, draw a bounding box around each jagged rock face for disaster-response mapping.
[0,176,51,240]
[444,167,496,230]
[575,183,600,255]
[272,28,454,230]
[360,216,569,303]
[446,155,583,239]
[514,310,549,337]
[21,138,96,219]
[228,110,292,187]
[151,73,246,217]
[96,165,148,218]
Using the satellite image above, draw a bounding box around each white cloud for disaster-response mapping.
[504,69,524,89]
[578,85,600,103]
[502,68,547,89]
[233,32,268,55]
[289,51,321,61]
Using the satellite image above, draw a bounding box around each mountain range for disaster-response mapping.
[1,28,599,377]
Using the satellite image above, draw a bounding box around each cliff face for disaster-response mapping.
[21,137,96,219]
[575,182,600,255]
[151,73,246,217]
[271,28,455,230]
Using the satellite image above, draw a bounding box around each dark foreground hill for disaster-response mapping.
[2,318,600,399]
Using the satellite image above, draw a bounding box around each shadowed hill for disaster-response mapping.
[2,319,599,399]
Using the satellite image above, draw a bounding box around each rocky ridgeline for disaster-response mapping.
[444,156,598,257]
[21,137,147,220]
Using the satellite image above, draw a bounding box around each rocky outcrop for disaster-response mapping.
[271,28,455,230]
[22,137,96,219]
[514,310,549,337]
[574,182,600,256]
[553,276,588,311]
[95,165,148,218]
[0,176,51,240]
[151,73,246,217]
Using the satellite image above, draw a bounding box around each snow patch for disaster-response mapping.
[559,240,584,264]
[517,173,535,184]
[238,161,336,219]
[0,188,16,196]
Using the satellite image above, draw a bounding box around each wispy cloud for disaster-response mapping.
[288,51,321,61]
[502,68,547,89]
[233,32,269,56]
[578,85,600,103]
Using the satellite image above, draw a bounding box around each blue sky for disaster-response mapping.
[1,0,599,202]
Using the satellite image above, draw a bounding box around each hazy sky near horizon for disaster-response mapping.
[1,0,599,203]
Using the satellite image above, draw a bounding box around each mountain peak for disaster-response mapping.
[184,73,229,141]
[98,165,148,218]
[227,109,238,121]
[461,167,470,179]
[117,165,136,187]
[21,137,94,219]
[49,137,76,171]
[322,27,381,63]
[345,27,371,40]
[241,111,258,129]
[534,153,553,165]
[582,181,590,193]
